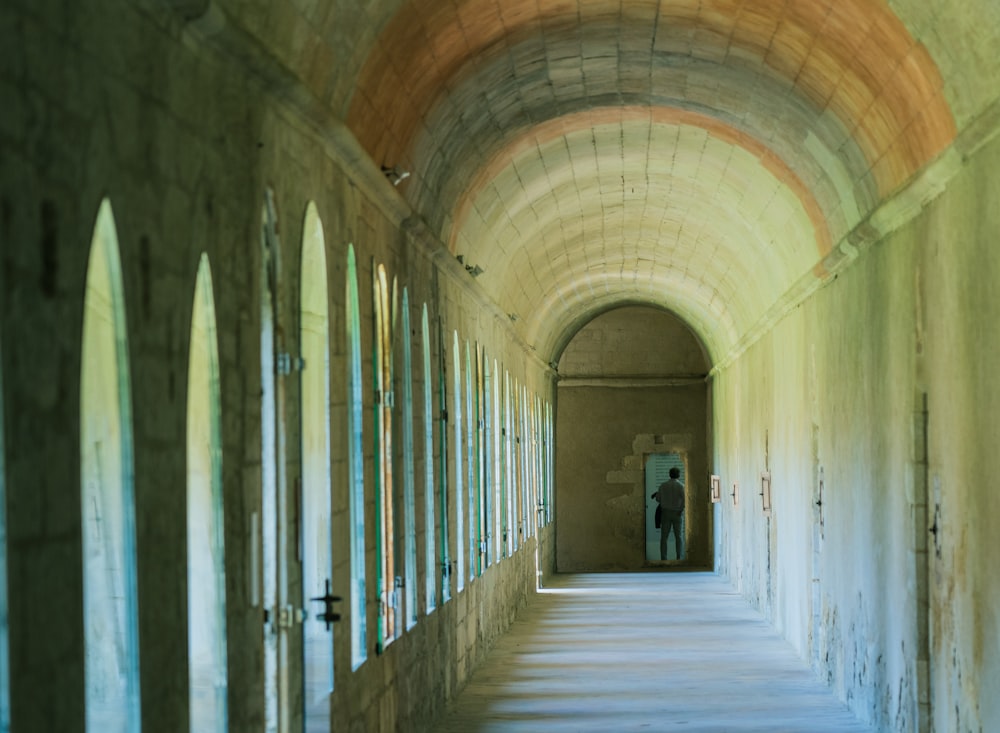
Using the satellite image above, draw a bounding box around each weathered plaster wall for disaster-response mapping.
[555,308,711,572]
[919,126,1000,733]
[713,125,1000,732]
[0,2,555,731]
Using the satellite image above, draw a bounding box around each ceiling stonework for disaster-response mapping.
[323,0,977,362]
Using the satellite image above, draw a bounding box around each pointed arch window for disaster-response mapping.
[346,246,367,669]
[437,318,450,603]
[480,349,492,570]
[300,204,334,724]
[464,340,476,581]
[503,370,514,557]
[492,359,502,565]
[80,199,141,732]
[372,264,398,648]
[186,254,228,732]
[421,306,437,613]
[400,290,417,630]
[452,330,465,592]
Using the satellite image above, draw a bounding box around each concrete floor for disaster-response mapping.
[431,572,874,733]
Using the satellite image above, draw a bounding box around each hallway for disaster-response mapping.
[4,0,1000,730]
[433,573,872,733]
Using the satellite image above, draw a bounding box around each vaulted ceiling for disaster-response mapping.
[229,0,1000,364]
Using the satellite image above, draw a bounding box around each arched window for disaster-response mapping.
[492,358,502,565]
[481,350,492,570]
[400,290,417,630]
[421,306,436,613]
[300,203,333,724]
[503,370,513,558]
[517,384,532,542]
[545,402,555,524]
[531,395,541,537]
[346,246,367,669]
[452,330,464,592]
[186,254,228,732]
[437,319,450,603]
[372,264,397,647]
[80,198,141,732]
[465,341,476,581]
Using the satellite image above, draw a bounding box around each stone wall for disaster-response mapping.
[0,2,555,731]
[712,121,1000,732]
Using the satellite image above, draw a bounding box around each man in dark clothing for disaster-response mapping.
[652,467,685,560]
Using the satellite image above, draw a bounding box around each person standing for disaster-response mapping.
[652,467,685,560]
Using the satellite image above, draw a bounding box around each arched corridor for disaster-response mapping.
[1,1,999,732]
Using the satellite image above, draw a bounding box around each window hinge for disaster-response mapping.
[277,353,305,376]
[277,604,305,629]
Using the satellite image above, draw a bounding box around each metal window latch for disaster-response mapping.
[309,578,342,631]
[277,353,306,375]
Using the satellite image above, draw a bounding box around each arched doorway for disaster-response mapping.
[554,306,711,572]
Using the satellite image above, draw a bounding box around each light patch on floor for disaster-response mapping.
[432,573,874,732]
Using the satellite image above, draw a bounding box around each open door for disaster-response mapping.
[644,453,686,563]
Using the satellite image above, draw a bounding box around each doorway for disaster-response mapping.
[553,306,710,572]
[645,453,686,563]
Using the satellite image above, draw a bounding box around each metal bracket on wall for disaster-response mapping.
[760,472,772,515]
